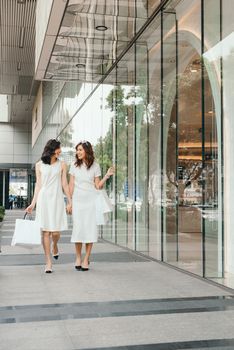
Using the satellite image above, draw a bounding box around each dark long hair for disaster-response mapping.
[75,141,94,169]
[41,139,61,164]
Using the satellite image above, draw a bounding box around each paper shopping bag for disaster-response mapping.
[11,215,41,246]
[96,189,113,225]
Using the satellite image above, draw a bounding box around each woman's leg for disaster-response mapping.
[75,243,82,266]
[51,232,60,256]
[42,231,52,270]
[82,243,93,268]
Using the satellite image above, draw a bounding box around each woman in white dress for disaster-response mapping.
[69,141,114,271]
[26,139,72,273]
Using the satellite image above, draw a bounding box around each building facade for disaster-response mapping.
[0,0,234,288]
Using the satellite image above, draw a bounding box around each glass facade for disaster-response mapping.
[32,0,234,288]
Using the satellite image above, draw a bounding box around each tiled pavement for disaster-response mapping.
[0,210,234,350]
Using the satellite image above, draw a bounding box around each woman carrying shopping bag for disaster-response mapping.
[69,141,114,271]
[26,139,72,273]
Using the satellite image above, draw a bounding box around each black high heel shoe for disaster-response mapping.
[81,267,89,271]
[52,244,59,260]
[75,265,82,270]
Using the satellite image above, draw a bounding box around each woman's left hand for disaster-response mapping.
[66,204,72,214]
[106,166,115,177]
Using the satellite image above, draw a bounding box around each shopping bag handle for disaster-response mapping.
[23,213,32,220]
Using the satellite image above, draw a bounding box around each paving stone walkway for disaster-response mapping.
[0,210,234,350]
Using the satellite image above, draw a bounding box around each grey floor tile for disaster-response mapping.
[0,321,74,350]
[63,312,234,349]
[1,295,234,324]
[0,251,149,266]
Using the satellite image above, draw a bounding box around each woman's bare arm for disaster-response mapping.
[25,162,41,213]
[61,162,72,212]
[94,166,115,190]
[69,174,75,197]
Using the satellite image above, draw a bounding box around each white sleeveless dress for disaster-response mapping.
[35,160,68,232]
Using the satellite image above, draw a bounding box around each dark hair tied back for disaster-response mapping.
[41,139,61,164]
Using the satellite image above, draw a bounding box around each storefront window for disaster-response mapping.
[33,0,228,287]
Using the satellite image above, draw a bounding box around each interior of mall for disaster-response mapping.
[1,0,234,289]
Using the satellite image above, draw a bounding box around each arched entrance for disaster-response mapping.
[161,3,222,278]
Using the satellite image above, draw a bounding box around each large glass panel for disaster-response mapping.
[99,80,116,243]
[177,0,202,275]
[162,0,204,275]
[203,0,222,278]
[135,42,149,253]
[115,83,128,246]
[177,49,203,276]
[147,18,162,260]
[134,9,162,256]
[136,14,162,259]
[218,0,234,287]
[126,71,135,251]
[115,49,135,247]
[162,5,178,263]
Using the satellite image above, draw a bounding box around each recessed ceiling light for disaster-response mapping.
[19,27,25,48]
[192,59,201,65]
[95,25,108,31]
[17,0,26,3]
[76,63,85,68]
[12,85,17,94]
[190,69,197,73]
[208,110,213,114]
[169,58,176,63]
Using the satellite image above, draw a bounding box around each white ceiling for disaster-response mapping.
[0,0,37,123]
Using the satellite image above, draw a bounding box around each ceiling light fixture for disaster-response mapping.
[76,63,85,68]
[17,0,26,3]
[12,85,17,94]
[169,58,176,63]
[19,27,25,48]
[95,25,108,31]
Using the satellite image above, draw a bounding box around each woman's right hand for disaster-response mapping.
[25,204,35,214]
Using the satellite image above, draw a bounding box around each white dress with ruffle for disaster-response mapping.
[69,162,112,243]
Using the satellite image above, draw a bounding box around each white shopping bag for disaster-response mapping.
[96,189,113,225]
[11,213,41,246]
